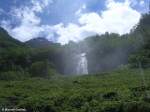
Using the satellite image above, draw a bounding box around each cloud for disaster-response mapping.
[0,0,141,44]
[53,23,84,44]
[1,0,53,41]
[56,0,141,44]
[139,0,145,6]
[31,0,53,12]
[75,4,86,16]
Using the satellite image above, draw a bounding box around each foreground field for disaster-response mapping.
[0,69,150,112]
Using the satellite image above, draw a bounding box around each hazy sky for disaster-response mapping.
[0,0,149,44]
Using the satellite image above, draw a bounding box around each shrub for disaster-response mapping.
[0,71,28,80]
[122,101,150,112]
[128,50,150,68]
[29,61,58,78]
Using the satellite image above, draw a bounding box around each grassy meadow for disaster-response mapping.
[0,68,150,112]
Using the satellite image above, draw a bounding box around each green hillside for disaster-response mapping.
[0,69,150,112]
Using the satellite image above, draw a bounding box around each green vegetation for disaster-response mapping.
[29,60,58,77]
[0,13,150,111]
[128,14,150,68]
[0,69,150,112]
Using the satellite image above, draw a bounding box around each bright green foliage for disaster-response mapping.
[0,69,150,111]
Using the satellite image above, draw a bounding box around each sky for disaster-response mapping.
[0,0,149,44]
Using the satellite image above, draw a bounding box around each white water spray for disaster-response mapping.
[76,53,88,75]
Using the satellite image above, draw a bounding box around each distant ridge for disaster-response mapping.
[25,37,57,48]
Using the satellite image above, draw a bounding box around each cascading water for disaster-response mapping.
[76,53,88,75]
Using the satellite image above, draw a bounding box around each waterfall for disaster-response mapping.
[76,53,88,75]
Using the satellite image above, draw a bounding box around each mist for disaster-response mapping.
[61,31,143,75]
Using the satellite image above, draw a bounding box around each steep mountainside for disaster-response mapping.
[0,27,24,48]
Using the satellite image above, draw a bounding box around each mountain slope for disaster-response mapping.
[0,27,30,72]
[25,37,58,48]
[0,27,24,48]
